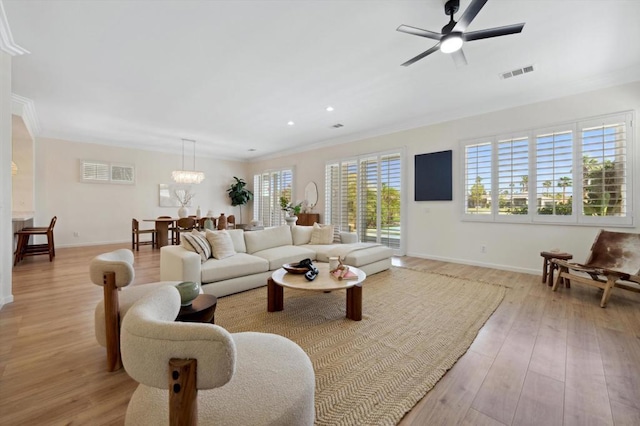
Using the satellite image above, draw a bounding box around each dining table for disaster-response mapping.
[143,218,177,248]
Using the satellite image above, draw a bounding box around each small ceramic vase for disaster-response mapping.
[217,213,227,230]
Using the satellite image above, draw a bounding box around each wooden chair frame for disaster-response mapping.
[102,271,123,372]
[14,216,57,266]
[552,230,640,308]
[132,218,156,251]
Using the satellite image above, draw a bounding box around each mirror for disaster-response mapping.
[304,181,318,209]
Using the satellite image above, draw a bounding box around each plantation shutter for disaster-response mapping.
[464,142,492,215]
[579,113,631,223]
[81,161,110,182]
[326,151,403,251]
[252,168,293,227]
[535,129,573,218]
[497,136,529,216]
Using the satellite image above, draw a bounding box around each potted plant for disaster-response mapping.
[227,177,253,225]
[279,196,302,226]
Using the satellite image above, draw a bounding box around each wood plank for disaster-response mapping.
[564,344,613,425]
[610,400,640,425]
[399,349,493,425]
[462,408,507,426]
[512,371,564,426]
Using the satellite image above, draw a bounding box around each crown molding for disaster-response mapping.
[11,94,40,138]
[0,1,29,56]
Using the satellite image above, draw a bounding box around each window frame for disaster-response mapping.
[460,111,634,227]
[252,166,295,227]
[80,160,135,184]
[325,148,405,254]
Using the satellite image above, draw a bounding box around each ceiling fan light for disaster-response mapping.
[440,33,463,53]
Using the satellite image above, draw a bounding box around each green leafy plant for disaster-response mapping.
[227,177,253,224]
[279,196,302,216]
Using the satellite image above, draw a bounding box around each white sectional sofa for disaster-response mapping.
[160,225,393,297]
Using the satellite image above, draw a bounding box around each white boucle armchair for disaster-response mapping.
[90,248,174,371]
[121,286,315,426]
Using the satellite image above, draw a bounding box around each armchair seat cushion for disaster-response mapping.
[125,332,315,426]
[200,253,269,283]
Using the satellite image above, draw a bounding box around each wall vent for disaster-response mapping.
[500,64,535,80]
[331,123,344,128]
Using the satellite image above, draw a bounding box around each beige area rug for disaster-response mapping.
[215,267,506,426]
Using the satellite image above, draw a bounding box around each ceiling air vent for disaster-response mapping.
[331,123,344,129]
[500,64,535,80]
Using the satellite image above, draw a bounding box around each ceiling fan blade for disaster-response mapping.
[396,24,442,41]
[464,23,525,41]
[401,44,441,67]
[453,0,488,32]
[451,49,467,67]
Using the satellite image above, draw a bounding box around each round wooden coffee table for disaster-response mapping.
[268,263,366,321]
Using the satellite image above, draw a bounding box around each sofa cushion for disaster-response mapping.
[303,244,342,262]
[338,244,394,267]
[181,230,211,262]
[227,229,247,253]
[205,229,236,260]
[309,223,334,245]
[291,226,313,246]
[201,253,269,283]
[244,225,292,254]
[252,245,316,271]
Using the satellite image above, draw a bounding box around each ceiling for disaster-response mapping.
[5,0,640,161]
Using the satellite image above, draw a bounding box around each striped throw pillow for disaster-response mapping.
[181,230,212,262]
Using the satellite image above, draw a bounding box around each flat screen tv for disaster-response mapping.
[414,150,452,201]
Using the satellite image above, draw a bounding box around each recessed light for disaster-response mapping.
[287,121,295,126]
[248,148,257,152]
[326,106,334,112]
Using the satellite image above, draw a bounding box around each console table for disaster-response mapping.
[296,213,320,226]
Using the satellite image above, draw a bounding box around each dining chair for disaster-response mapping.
[175,217,197,245]
[227,214,236,229]
[14,216,57,266]
[131,219,156,251]
[157,216,178,245]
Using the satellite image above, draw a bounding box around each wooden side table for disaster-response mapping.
[540,251,573,287]
[176,294,217,323]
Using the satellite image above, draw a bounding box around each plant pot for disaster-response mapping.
[284,216,298,227]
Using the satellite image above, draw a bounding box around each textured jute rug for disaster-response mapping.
[214,267,506,426]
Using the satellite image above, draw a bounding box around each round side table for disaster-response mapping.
[540,251,573,287]
[176,294,217,323]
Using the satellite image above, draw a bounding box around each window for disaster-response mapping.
[326,150,403,252]
[462,112,633,226]
[253,168,293,227]
[81,160,135,184]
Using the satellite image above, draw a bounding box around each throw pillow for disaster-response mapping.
[181,230,211,262]
[309,223,334,245]
[205,229,236,260]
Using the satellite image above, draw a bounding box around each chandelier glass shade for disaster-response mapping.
[172,139,205,184]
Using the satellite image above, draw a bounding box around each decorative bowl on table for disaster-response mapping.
[175,281,201,306]
[282,263,310,274]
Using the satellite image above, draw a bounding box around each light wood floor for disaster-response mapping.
[2,244,640,425]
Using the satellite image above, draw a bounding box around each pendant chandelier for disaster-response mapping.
[172,138,205,184]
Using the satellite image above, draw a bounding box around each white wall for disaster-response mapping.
[35,137,249,247]
[0,50,13,305]
[248,81,640,274]
[11,114,33,211]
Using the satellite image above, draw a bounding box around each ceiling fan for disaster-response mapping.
[397,0,525,67]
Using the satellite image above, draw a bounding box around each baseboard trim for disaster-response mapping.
[1,294,15,306]
[57,240,130,249]
[405,251,539,276]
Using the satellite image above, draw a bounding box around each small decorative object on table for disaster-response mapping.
[175,189,194,218]
[204,217,214,230]
[175,281,201,306]
[217,213,227,230]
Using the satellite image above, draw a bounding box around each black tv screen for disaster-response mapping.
[414,150,452,201]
